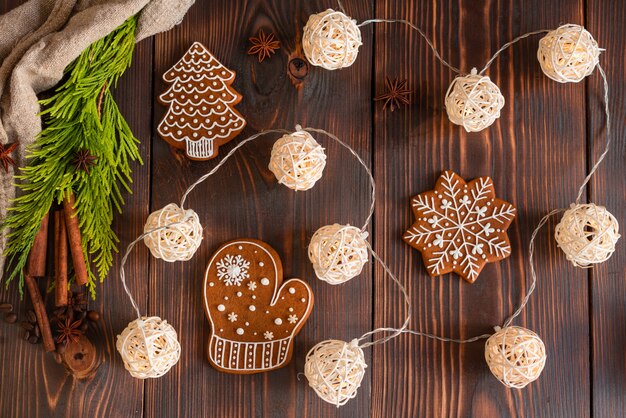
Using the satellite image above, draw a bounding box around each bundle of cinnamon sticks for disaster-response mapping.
[24,191,89,352]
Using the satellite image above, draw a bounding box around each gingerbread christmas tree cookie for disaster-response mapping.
[403,170,516,283]
[157,42,246,161]
[203,239,314,374]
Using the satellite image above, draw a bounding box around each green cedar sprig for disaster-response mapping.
[3,16,141,298]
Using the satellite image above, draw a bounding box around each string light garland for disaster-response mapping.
[116,124,386,380]
[444,70,505,132]
[303,339,367,406]
[484,326,547,389]
[301,8,609,133]
[143,203,203,262]
[302,9,362,70]
[537,24,601,83]
[308,224,369,285]
[112,6,619,409]
[292,2,618,407]
[555,203,620,267]
[268,130,327,191]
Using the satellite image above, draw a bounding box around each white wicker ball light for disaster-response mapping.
[554,203,620,267]
[308,224,369,284]
[116,316,181,379]
[537,24,601,83]
[302,9,362,70]
[484,326,547,389]
[143,203,203,262]
[444,69,506,132]
[268,129,327,191]
[304,339,367,407]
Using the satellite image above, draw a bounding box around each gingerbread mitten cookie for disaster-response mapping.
[157,42,246,161]
[204,239,314,374]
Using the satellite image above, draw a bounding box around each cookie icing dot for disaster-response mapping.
[236,328,244,335]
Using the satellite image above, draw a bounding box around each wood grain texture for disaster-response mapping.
[1,0,625,417]
[587,1,626,417]
[0,29,153,417]
[147,1,372,417]
[372,0,590,417]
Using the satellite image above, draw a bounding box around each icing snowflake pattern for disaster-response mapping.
[216,254,250,286]
[403,171,516,283]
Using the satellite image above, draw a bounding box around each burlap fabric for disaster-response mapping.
[0,0,194,278]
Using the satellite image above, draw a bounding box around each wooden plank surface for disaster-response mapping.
[587,1,626,417]
[372,0,590,417]
[147,1,373,417]
[0,35,153,416]
[0,0,624,417]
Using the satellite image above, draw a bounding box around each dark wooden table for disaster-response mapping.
[1,0,625,417]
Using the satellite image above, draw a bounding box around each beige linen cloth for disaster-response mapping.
[0,0,194,278]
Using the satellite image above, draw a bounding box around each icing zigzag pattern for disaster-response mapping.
[157,42,246,161]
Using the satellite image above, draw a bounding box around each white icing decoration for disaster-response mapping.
[249,305,256,311]
[264,331,274,340]
[274,318,283,325]
[228,312,237,322]
[157,42,245,161]
[236,291,243,297]
[259,261,264,267]
[236,328,244,335]
[288,287,296,294]
[403,171,515,281]
[216,254,250,286]
[217,304,225,312]
[261,278,270,286]
[203,240,314,373]
[288,314,298,324]
[247,282,257,291]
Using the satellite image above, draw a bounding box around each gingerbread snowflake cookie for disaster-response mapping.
[158,42,246,161]
[403,170,516,283]
[204,239,314,374]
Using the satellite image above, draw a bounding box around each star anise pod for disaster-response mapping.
[248,30,281,63]
[71,149,98,173]
[0,142,18,173]
[374,77,412,112]
[55,318,83,345]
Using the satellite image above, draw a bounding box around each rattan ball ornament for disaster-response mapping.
[484,326,546,389]
[143,203,203,262]
[304,339,367,407]
[302,9,362,70]
[537,24,601,83]
[116,316,181,379]
[308,224,369,284]
[268,128,327,191]
[554,203,620,267]
[444,69,505,132]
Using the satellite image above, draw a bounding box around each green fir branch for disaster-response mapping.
[3,16,141,298]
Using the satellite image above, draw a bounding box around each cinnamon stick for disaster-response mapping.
[26,212,49,277]
[24,273,55,352]
[54,211,68,307]
[62,192,88,286]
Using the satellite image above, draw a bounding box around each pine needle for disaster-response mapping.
[2,16,141,298]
